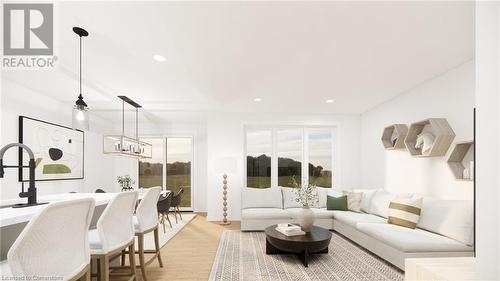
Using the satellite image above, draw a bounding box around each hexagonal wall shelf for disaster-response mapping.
[381,124,408,150]
[447,141,474,181]
[404,118,456,157]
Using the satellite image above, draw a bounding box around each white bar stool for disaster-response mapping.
[122,187,163,281]
[88,191,138,281]
[5,198,95,281]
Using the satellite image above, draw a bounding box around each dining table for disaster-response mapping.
[0,189,170,261]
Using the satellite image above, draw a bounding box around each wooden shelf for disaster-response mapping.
[381,124,408,150]
[404,118,456,157]
[447,141,474,181]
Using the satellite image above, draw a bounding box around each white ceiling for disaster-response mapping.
[2,1,474,117]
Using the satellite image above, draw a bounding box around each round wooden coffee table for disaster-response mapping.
[264,225,332,267]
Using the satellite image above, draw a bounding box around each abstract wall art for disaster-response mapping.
[19,116,84,182]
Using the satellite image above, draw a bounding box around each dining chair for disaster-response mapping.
[89,191,138,281]
[170,188,184,223]
[7,198,95,281]
[157,192,173,232]
[124,187,163,281]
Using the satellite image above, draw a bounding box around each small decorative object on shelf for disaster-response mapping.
[381,124,408,150]
[117,175,135,191]
[291,176,319,232]
[405,118,455,157]
[447,141,474,181]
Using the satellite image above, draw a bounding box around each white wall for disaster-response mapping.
[360,61,475,200]
[206,112,361,221]
[476,2,500,279]
[0,79,116,199]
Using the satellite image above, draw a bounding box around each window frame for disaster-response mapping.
[244,125,338,189]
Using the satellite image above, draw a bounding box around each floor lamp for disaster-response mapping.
[218,157,236,225]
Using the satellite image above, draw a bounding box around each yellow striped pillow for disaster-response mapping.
[387,197,423,229]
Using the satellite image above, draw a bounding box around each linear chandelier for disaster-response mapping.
[103,96,152,159]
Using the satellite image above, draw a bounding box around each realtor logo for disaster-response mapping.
[4,3,53,55]
[3,3,56,68]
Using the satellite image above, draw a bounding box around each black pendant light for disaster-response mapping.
[72,27,90,131]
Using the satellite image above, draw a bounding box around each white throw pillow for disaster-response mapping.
[241,187,283,209]
[370,190,413,218]
[417,198,474,245]
[342,191,363,213]
[316,187,329,208]
[281,187,303,209]
[353,188,379,213]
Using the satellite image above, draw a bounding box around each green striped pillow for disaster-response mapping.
[387,197,423,229]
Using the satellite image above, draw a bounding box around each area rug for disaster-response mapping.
[209,230,404,281]
[142,213,196,250]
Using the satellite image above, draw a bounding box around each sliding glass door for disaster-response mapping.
[166,137,193,210]
[138,138,164,188]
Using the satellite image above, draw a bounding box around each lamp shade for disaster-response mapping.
[216,157,237,175]
[72,105,89,131]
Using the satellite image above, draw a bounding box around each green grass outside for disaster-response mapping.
[247,176,332,188]
[139,174,191,207]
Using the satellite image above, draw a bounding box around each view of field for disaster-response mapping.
[247,175,332,189]
[247,154,332,188]
[139,161,191,207]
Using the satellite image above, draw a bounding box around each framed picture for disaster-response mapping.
[18,116,84,182]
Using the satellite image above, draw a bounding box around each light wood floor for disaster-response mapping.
[123,213,240,281]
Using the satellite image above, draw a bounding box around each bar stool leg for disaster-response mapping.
[84,266,91,281]
[128,242,137,281]
[166,214,173,228]
[177,206,183,220]
[98,255,109,281]
[121,249,126,266]
[138,233,147,281]
[154,228,164,267]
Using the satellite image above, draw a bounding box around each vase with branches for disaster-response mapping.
[117,175,135,191]
[290,176,319,232]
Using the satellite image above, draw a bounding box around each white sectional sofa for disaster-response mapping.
[241,187,474,270]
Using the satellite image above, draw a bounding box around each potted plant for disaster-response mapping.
[117,175,135,191]
[291,176,319,232]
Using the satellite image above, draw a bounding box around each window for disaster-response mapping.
[138,138,164,188]
[166,137,193,208]
[308,129,333,188]
[246,130,272,188]
[245,126,336,189]
[277,129,302,187]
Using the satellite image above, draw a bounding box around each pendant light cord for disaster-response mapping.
[122,100,125,136]
[79,35,82,97]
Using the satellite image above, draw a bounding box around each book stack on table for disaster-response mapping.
[276,223,306,236]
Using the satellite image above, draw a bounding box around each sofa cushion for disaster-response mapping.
[370,190,412,218]
[353,188,379,213]
[333,211,387,227]
[343,191,362,212]
[316,187,329,208]
[241,188,282,209]
[281,187,303,208]
[241,208,292,220]
[417,198,474,245]
[286,208,335,219]
[356,223,472,253]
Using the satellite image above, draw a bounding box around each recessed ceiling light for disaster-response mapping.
[326,99,335,103]
[254,98,262,102]
[153,54,166,62]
